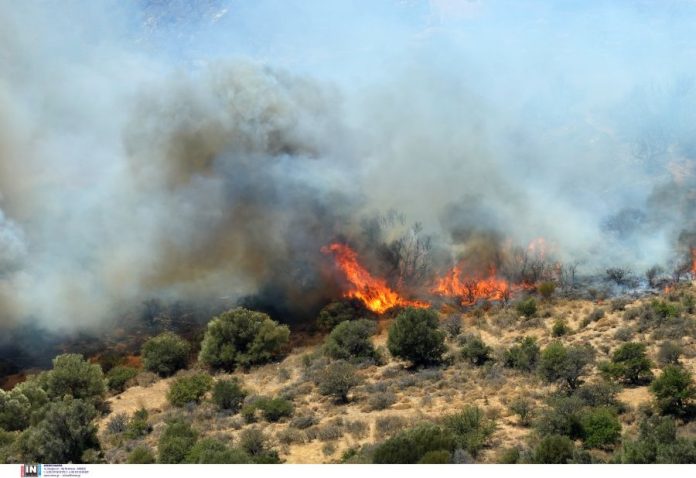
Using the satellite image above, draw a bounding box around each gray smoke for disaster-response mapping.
[1,1,696,331]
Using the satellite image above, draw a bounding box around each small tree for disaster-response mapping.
[387,308,445,367]
[650,365,696,417]
[167,373,213,407]
[531,434,575,464]
[141,332,190,377]
[211,379,247,412]
[324,319,378,362]
[317,360,360,403]
[40,354,106,404]
[600,342,654,385]
[199,308,290,371]
[538,342,595,390]
[503,336,540,372]
[16,397,99,464]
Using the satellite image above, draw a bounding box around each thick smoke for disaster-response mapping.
[1,0,696,332]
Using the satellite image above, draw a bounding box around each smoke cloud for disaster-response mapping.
[1,0,696,332]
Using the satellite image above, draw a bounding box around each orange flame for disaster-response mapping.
[323,243,429,313]
[432,265,511,305]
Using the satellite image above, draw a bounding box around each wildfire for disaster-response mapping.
[432,265,511,305]
[323,243,429,314]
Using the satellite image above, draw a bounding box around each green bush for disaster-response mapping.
[106,366,138,393]
[441,406,496,456]
[40,354,106,404]
[509,398,534,426]
[650,365,695,417]
[552,319,570,337]
[418,450,452,464]
[127,446,156,464]
[0,389,31,431]
[599,342,654,385]
[496,447,521,464]
[125,408,152,439]
[372,423,456,464]
[532,434,575,464]
[16,397,99,464]
[317,360,360,403]
[503,336,540,372]
[141,332,190,377]
[199,308,290,371]
[652,300,680,320]
[185,438,252,464]
[459,334,492,366]
[580,407,621,449]
[158,419,198,464]
[387,308,445,367]
[538,342,595,390]
[516,298,537,317]
[256,397,293,422]
[324,319,378,362]
[620,415,696,463]
[167,373,213,407]
[211,379,247,412]
[238,427,281,463]
[538,281,556,300]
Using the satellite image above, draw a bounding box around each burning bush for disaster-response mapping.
[387,308,445,367]
[199,308,290,371]
[141,332,191,377]
[323,319,378,363]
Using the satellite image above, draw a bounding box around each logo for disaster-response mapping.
[20,465,42,477]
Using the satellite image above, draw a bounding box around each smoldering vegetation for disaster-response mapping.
[0,0,696,343]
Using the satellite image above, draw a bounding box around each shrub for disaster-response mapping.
[185,438,251,464]
[239,427,269,456]
[497,447,521,464]
[256,397,293,422]
[106,412,128,434]
[538,342,595,390]
[580,407,621,449]
[375,415,409,440]
[652,300,680,320]
[535,395,584,439]
[586,308,605,323]
[459,334,492,366]
[141,332,190,377]
[538,281,556,300]
[387,308,445,367]
[503,336,540,372]
[442,315,462,338]
[650,365,696,417]
[317,360,360,403]
[418,450,451,464]
[106,366,138,393]
[0,388,31,431]
[619,415,694,463]
[368,391,396,411]
[211,379,247,412]
[441,406,496,456]
[613,327,634,341]
[16,397,99,464]
[127,446,156,464]
[372,423,456,464]
[516,298,537,317]
[158,419,198,464]
[199,308,290,371]
[290,414,317,429]
[532,435,575,464]
[657,341,683,366]
[40,354,106,404]
[324,319,378,362]
[125,408,151,439]
[599,342,654,385]
[167,373,213,407]
[574,381,621,408]
[509,398,534,426]
[552,318,570,337]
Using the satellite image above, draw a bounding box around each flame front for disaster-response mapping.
[323,243,429,313]
[432,265,511,305]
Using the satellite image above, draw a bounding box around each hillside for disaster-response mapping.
[94,285,696,464]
